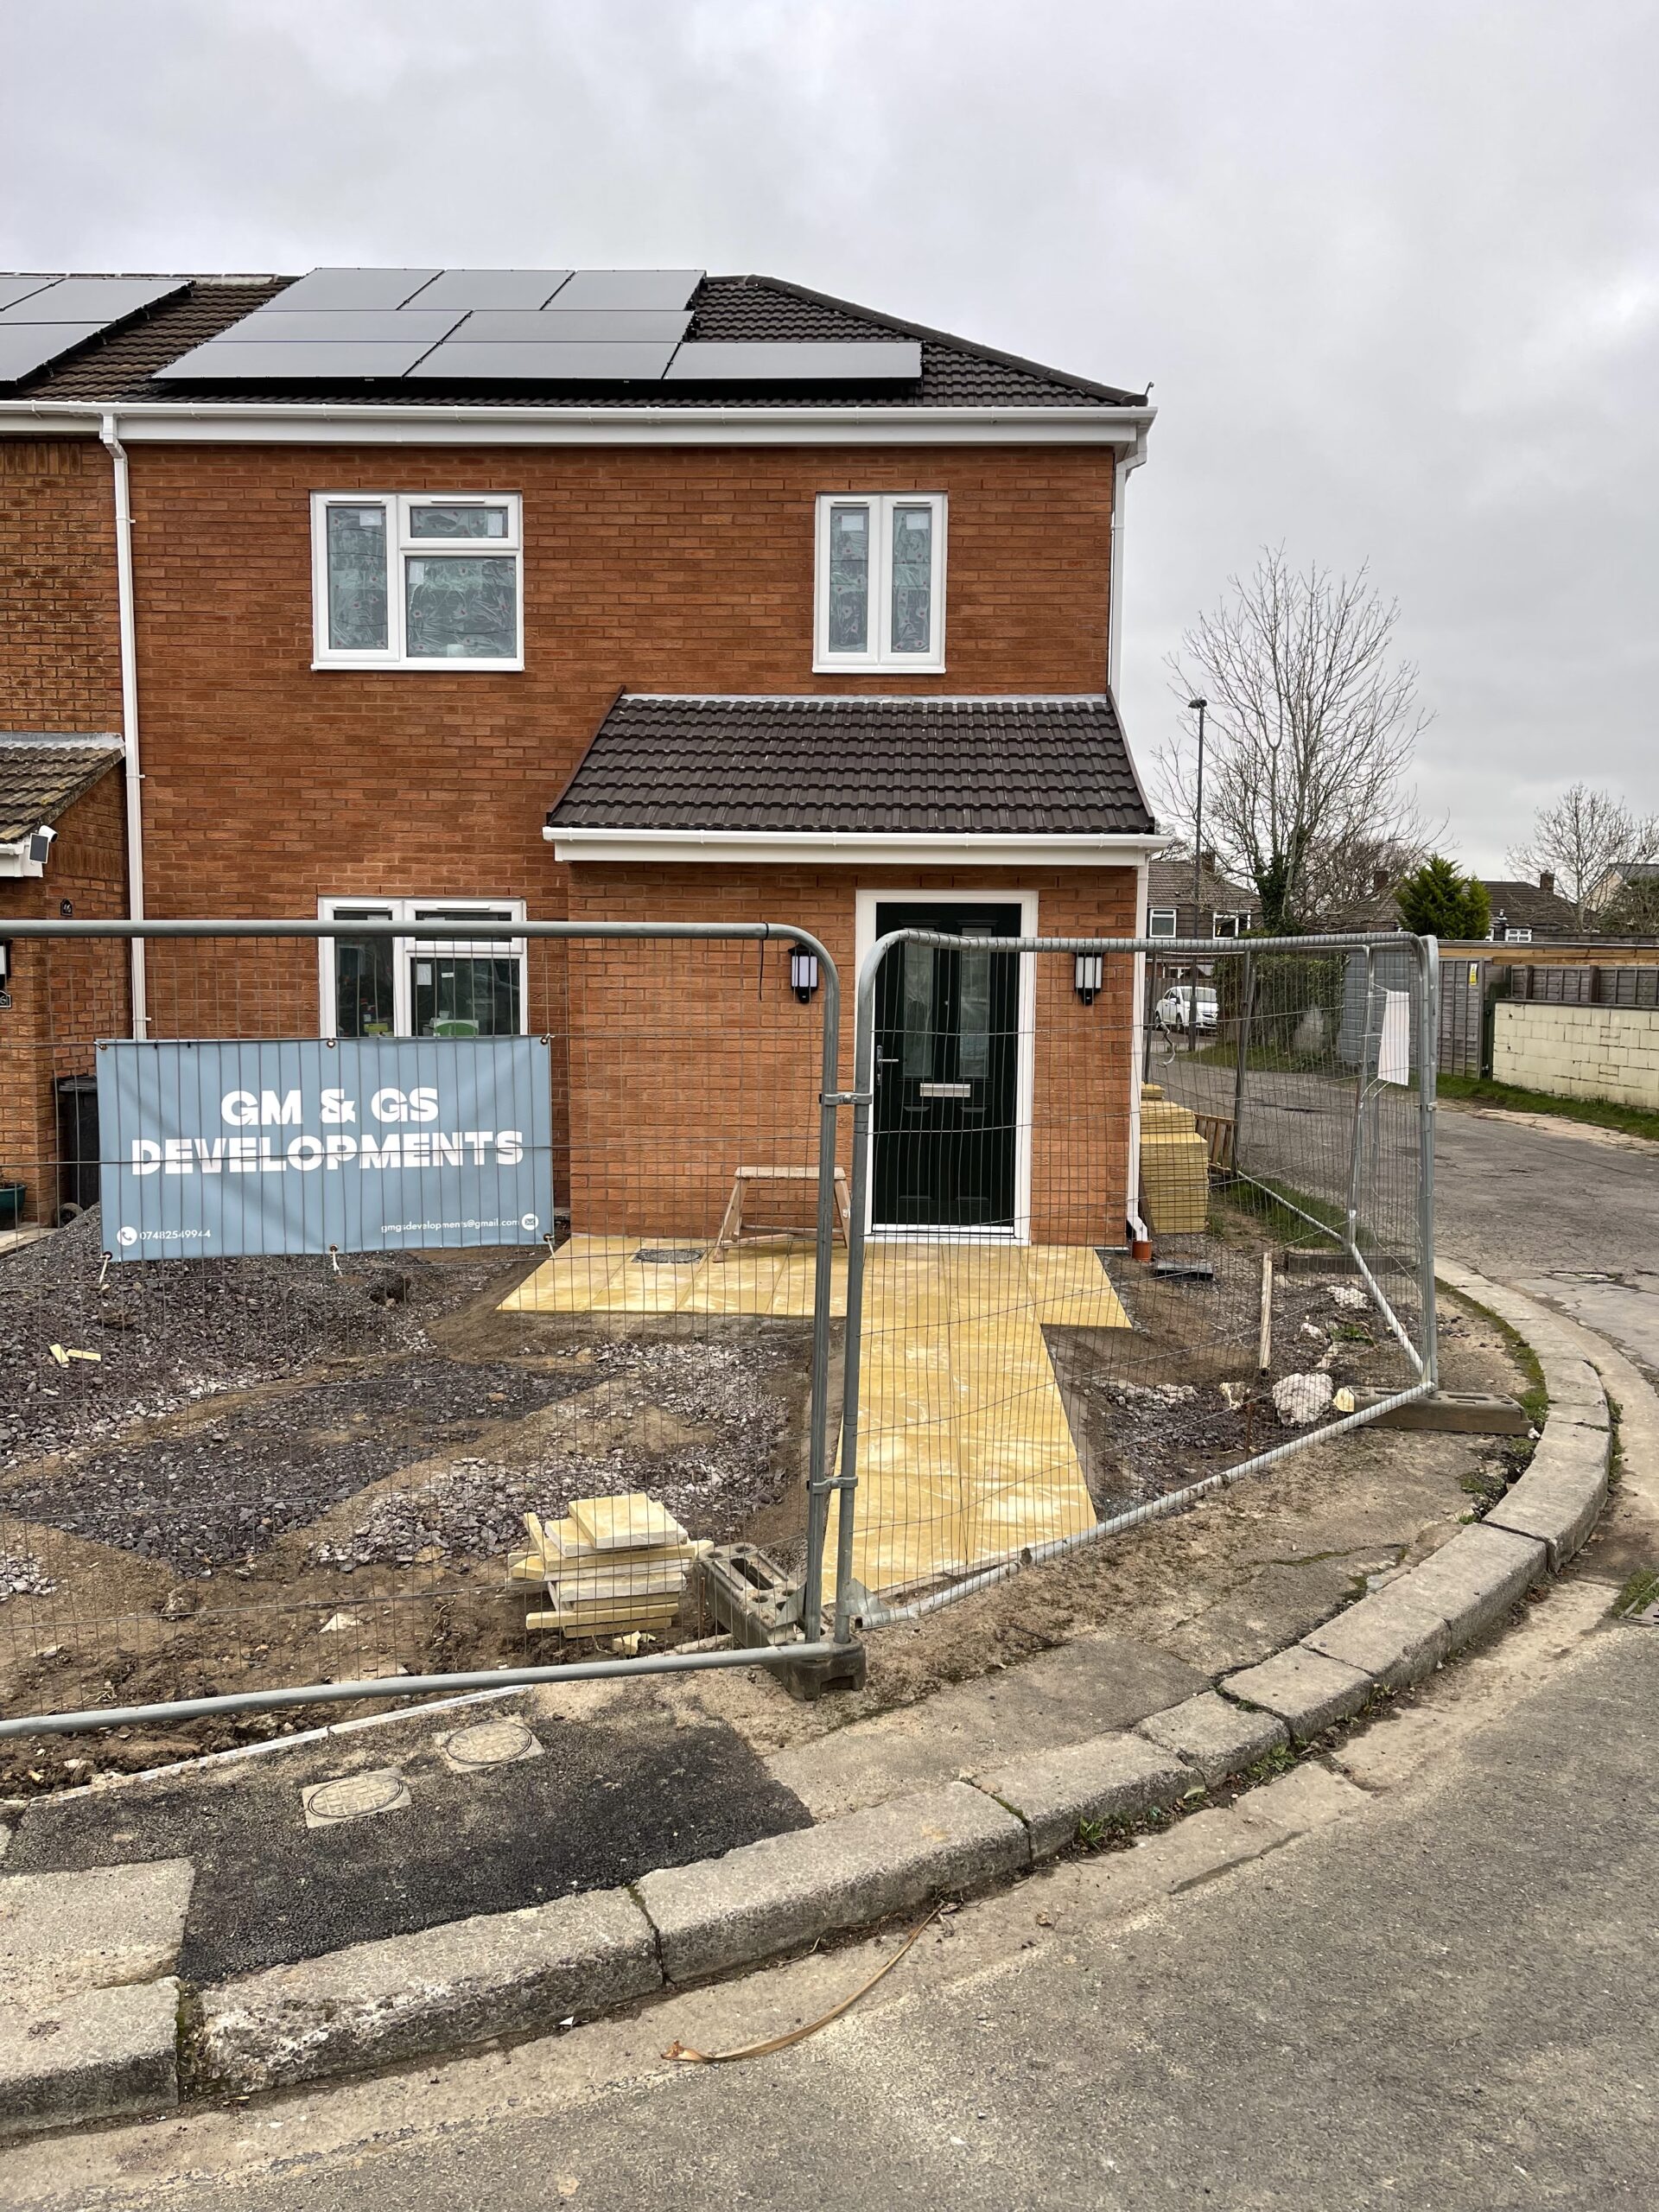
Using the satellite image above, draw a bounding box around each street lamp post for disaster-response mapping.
[1188,696,1206,1048]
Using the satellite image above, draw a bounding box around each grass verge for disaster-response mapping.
[1437,1071,1659,1147]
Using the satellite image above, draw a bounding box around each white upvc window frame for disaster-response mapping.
[1147,907,1178,939]
[1503,925,1533,944]
[813,491,947,672]
[318,896,528,1038]
[1212,912,1243,939]
[310,492,524,671]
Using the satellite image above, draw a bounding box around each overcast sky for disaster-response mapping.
[4,0,1655,872]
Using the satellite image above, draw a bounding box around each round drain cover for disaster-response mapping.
[446,1717,536,1770]
[308,1770,404,1821]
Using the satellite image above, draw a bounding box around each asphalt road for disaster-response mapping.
[1433,1103,1659,1374]
[30,1617,1654,2212]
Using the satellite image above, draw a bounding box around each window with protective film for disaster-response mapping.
[319,899,527,1038]
[312,493,523,669]
[815,492,945,671]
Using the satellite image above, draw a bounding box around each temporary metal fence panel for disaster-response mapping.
[833,930,1437,1628]
[0,918,847,1747]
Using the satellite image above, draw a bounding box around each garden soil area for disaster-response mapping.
[0,1222,815,1793]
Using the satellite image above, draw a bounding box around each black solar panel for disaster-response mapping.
[453,308,692,342]
[218,308,465,345]
[410,338,679,381]
[0,325,106,381]
[272,268,441,310]
[0,274,191,387]
[155,339,441,382]
[0,276,186,322]
[0,276,57,314]
[405,270,573,309]
[551,269,703,310]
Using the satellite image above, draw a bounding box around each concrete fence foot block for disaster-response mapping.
[1487,1425,1612,1569]
[1302,1583,1454,1692]
[976,1732,1198,1858]
[194,1885,660,2095]
[0,1977,181,2139]
[1219,1648,1373,1742]
[1135,1691,1290,1789]
[636,1783,1028,1986]
[1395,1522,1548,1648]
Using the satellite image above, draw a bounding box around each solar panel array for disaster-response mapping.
[151,267,922,388]
[0,275,188,386]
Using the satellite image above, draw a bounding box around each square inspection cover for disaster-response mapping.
[302,1767,411,1828]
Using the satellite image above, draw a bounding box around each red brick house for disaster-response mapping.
[0,266,1161,1243]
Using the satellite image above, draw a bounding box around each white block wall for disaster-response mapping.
[1492,1001,1659,1109]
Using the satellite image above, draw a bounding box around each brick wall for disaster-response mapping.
[0,440,122,730]
[1493,1000,1659,1111]
[562,862,1139,1243]
[115,439,1115,938]
[0,769,130,1223]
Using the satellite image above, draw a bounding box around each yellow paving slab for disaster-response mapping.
[503,1231,1126,1594]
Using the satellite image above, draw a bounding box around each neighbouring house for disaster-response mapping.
[1478,873,1579,944]
[0,734,129,1224]
[1144,851,1259,997]
[0,264,1162,1244]
[1338,867,1579,945]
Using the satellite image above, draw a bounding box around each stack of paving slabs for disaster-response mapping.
[1137,1083,1211,1234]
[510,1495,711,1640]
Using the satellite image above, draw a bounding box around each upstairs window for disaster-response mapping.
[1212,912,1243,938]
[311,493,523,671]
[815,493,946,671]
[320,898,527,1038]
[1147,908,1178,939]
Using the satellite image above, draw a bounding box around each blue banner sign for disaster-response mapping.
[98,1036,554,1262]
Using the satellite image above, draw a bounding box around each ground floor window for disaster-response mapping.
[318,898,527,1038]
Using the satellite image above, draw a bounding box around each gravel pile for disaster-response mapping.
[315,1341,790,1570]
[0,1551,56,1602]
[0,1209,523,1467]
[3,1357,591,1573]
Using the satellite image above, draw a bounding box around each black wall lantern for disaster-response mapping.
[790,944,820,1003]
[1074,952,1103,1006]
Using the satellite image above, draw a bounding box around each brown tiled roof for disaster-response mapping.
[0,737,123,842]
[13,274,1144,412]
[548,695,1155,837]
[1147,856,1258,913]
[1479,879,1580,935]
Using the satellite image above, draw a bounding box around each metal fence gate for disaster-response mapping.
[833,929,1438,1624]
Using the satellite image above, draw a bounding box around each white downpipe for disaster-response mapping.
[1106,425,1147,700]
[99,414,147,1037]
[1127,852,1150,1244]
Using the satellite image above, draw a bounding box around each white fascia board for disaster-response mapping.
[546,828,1166,867]
[0,400,1155,450]
[0,843,44,878]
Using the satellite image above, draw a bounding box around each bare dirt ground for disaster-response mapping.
[0,1198,1513,1796]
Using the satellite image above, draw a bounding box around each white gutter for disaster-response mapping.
[99,414,147,1037]
[2,396,1156,452]
[0,842,45,879]
[546,828,1169,867]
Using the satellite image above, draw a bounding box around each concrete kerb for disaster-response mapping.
[2,1261,1618,2128]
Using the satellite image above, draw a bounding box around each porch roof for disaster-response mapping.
[0,734,123,842]
[547,694,1156,839]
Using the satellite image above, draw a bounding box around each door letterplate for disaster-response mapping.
[918,1081,973,1100]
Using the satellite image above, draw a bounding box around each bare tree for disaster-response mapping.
[1506,785,1659,928]
[1158,547,1432,932]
